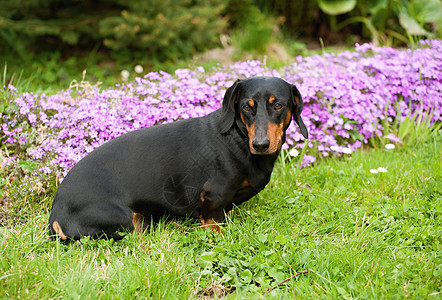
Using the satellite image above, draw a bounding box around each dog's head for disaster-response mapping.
[219,76,308,155]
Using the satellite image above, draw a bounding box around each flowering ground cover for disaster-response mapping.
[1,40,441,181]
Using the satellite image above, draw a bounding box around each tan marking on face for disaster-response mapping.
[132,212,145,233]
[52,220,67,241]
[248,99,255,107]
[240,111,247,125]
[266,122,284,153]
[283,110,292,130]
[269,96,276,104]
[246,122,256,153]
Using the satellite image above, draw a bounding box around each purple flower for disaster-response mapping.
[8,84,17,92]
[300,155,316,168]
[385,133,402,143]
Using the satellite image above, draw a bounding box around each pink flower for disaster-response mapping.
[385,133,402,143]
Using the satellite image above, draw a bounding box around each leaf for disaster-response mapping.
[410,0,442,23]
[254,270,266,286]
[286,197,296,204]
[200,269,212,276]
[240,269,252,283]
[367,0,388,14]
[399,11,430,36]
[336,286,352,299]
[268,268,285,282]
[370,8,389,29]
[257,233,268,243]
[350,131,365,140]
[299,250,311,264]
[221,274,232,283]
[228,267,237,277]
[18,160,38,173]
[213,246,225,253]
[199,251,216,261]
[61,31,80,45]
[317,0,357,15]
[199,251,217,267]
[275,234,286,245]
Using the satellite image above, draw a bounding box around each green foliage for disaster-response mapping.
[317,0,357,15]
[1,54,115,95]
[0,0,226,62]
[256,0,441,46]
[320,0,442,44]
[231,7,274,54]
[396,108,442,147]
[219,0,257,27]
[0,0,102,61]
[254,0,319,40]
[399,0,442,37]
[370,98,442,149]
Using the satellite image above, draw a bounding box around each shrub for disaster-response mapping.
[98,0,226,61]
[0,0,226,61]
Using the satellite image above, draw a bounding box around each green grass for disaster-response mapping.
[1,51,220,95]
[1,133,440,298]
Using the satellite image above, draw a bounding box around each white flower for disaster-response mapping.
[134,65,144,74]
[330,146,339,151]
[288,148,299,157]
[342,147,352,154]
[370,167,387,174]
[385,143,395,150]
[121,70,130,81]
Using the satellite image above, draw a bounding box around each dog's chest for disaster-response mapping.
[160,134,253,213]
[158,145,220,212]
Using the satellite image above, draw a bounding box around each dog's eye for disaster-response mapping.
[242,105,251,112]
[274,103,283,110]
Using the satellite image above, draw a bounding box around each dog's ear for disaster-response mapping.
[291,84,308,139]
[219,79,242,134]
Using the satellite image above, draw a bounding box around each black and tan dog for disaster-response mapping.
[48,76,308,242]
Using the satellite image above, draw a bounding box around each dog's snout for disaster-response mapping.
[252,138,270,153]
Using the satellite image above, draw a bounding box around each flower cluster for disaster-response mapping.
[1,40,441,178]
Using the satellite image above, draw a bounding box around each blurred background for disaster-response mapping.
[1,0,441,92]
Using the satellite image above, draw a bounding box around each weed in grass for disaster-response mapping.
[370,95,442,150]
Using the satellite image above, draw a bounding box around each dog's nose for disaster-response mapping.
[252,138,270,153]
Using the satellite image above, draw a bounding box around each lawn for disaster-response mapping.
[0,134,440,298]
[0,40,441,298]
